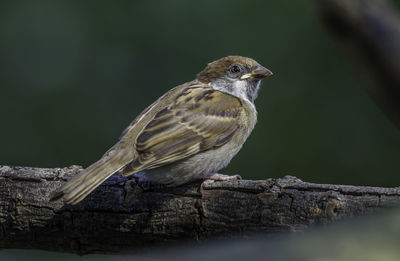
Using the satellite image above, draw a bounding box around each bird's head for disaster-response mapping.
[197,56,272,102]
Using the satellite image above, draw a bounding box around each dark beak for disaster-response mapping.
[240,65,273,80]
[251,66,273,79]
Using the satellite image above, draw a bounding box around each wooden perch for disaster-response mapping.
[1,165,400,254]
[315,0,400,127]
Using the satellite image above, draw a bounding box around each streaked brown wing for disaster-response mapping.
[126,86,243,173]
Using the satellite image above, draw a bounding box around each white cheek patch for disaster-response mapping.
[232,80,250,101]
[209,79,258,103]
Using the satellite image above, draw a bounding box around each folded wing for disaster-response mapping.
[122,86,243,174]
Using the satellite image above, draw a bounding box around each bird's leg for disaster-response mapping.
[200,173,242,193]
[203,173,242,182]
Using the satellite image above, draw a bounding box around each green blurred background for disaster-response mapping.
[1,0,400,187]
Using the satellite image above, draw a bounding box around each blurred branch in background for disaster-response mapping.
[315,0,400,128]
[1,165,400,254]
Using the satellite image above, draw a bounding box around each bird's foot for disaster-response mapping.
[200,173,242,194]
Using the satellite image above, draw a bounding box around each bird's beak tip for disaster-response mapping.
[254,66,273,78]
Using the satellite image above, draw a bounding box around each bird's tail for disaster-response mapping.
[52,147,132,205]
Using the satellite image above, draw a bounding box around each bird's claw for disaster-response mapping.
[200,173,242,194]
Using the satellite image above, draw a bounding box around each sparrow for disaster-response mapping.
[52,56,272,205]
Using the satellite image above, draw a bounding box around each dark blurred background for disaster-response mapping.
[1,0,400,187]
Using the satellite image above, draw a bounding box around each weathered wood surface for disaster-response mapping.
[0,165,400,254]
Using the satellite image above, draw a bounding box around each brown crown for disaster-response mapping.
[196,56,260,84]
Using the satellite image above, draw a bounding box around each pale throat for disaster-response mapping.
[209,79,261,103]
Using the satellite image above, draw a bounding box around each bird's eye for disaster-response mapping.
[229,65,241,74]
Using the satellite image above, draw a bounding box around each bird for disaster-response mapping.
[52,56,272,205]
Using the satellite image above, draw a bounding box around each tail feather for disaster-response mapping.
[53,150,132,205]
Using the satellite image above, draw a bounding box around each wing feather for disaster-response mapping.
[122,86,243,175]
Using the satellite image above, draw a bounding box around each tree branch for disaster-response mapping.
[1,165,400,254]
[315,0,400,127]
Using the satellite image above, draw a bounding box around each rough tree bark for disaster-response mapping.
[1,165,400,255]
